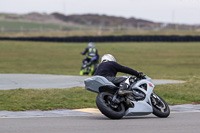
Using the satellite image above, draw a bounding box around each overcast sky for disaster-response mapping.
[0,0,200,25]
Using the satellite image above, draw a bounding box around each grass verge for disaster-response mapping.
[155,76,200,105]
[0,87,97,111]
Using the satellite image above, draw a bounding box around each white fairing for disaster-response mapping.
[125,101,152,116]
[84,76,116,93]
[84,75,156,117]
[125,78,155,116]
[145,75,153,83]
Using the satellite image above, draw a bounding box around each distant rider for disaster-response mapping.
[81,42,99,66]
[95,54,143,94]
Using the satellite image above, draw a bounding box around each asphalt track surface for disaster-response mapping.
[1,112,200,133]
[0,74,89,90]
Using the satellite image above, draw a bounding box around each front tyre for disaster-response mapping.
[96,92,125,119]
[151,93,170,118]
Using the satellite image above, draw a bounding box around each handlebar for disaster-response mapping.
[129,74,147,83]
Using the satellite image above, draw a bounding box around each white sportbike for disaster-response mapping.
[84,75,170,119]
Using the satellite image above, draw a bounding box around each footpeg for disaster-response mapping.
[126,99,134,108]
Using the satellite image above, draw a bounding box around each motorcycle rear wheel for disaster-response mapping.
[96,92,125,119]
[151,93,170,118]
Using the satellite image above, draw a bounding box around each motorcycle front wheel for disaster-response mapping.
[96,92,125,119]
[151,93,170,118]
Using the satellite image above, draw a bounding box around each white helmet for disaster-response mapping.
[101,54,116,62]
[88,42,95,48]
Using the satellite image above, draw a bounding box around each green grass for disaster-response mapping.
[0,20,92,32]
[155,76,200,105]
[0,20,61,31]
[0,41,200,111]
[0,87,97,111]
[0,41,199,79]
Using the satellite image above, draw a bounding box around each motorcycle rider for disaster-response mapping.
[95,54,143,95]
[81,42,99,66]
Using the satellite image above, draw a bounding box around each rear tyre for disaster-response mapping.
[151,93,170,118]
[96,92,125,119]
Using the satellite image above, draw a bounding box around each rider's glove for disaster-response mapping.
[137,72,144,78]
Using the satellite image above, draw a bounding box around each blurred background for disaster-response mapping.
[0,0,200,37]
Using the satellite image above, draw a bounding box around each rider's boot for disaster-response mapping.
[118,78,132,95]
